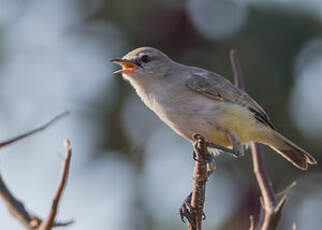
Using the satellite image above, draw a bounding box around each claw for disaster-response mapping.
[192,150,197,161]
[202,212,206,220]
[192,133,204,142]
[192,134,217,176]
[193,142,208,163]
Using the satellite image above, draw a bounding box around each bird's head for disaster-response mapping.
[111,47,174,82]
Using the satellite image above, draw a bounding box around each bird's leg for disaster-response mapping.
[227,131,245,158]
[205,132,244,159]
[205,141,238,158]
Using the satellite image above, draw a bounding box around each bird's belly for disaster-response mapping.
[161,113,231,146]
[153,99,258,147]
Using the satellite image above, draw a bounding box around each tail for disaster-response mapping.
[259,130,317,170]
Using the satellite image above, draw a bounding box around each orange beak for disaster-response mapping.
[110,59,138,74]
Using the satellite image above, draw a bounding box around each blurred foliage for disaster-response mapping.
[70,1,322,229]
[2,0,322,229]
[85,1,322,229]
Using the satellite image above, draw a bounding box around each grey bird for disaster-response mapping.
[111,47,317,170]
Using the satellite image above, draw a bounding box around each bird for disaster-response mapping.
[111,47,317,170]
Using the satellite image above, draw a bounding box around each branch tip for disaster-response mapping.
[0,111,69,149]
[64,139,71,149]
[249,215,255,230]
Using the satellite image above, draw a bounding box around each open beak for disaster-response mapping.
[110,59,138,75]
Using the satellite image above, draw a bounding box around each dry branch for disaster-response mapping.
[0,111,69,149]
[188,135,208,230]
[0,140,73,230]
[249,215,255,230]
[38,140,73,230]
[0,174,34,230]
[0,112,72,229]
[230,50,294,230]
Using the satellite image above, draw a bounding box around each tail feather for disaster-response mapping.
[262,131,317,170]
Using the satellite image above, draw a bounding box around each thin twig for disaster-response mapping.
[0,174,34,230]
[188,135,208,230]
[230,50,294,230]
[0,172,73,230]
[0,113,72,229]
[39,140,73,230]
[230,50,245,90]
[249,216,255,230]
[251,143,281,230]
[276,181,297,197]
[0,111,69,149]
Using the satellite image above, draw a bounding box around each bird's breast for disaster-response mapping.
[145,86,227,142]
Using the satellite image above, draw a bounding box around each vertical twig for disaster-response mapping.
[39,140,72,230]
[188,135,208,230]
[249,215,255,230]
[230,50,292,230]
[230,50,245,90]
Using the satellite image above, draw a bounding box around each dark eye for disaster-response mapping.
[141,55,151,63]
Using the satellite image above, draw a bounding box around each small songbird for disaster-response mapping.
[111,47,317,170]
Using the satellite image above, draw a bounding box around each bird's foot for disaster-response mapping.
[178,193,206,227]
[191,134,207,163]
[205,130,246,159]
[205,141,239,159]
[191,134,216,176]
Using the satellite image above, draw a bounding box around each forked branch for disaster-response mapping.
[0,140,73,230]
[230,50,294,230]
[38,140,73,230]
[0,112,72,229]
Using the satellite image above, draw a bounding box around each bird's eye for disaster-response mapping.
[141,55,151,63]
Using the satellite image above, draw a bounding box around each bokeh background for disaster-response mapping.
[1,0,322,229]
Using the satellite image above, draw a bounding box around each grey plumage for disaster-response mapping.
[185,72,276,130]
[111,47,317,170]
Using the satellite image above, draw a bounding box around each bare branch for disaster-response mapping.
[250,144,276,212]
[230,50,245,90]
[188,135,208,230]
[276,181,297,197]
[249,215,255,230]
[230,49,294,230]
[0,174,34,230]
[39,140,73,230]
[0,111,69,149]
[0,139,73,229]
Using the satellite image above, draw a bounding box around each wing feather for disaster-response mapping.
[185,72,276,130]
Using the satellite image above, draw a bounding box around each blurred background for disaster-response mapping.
[0,0,322,229]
